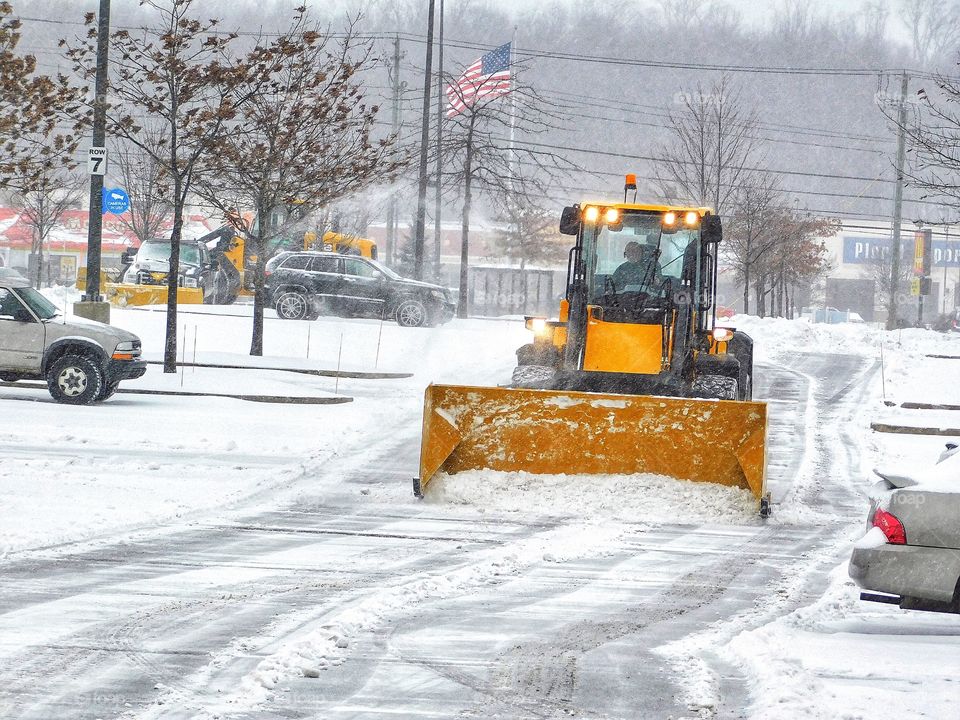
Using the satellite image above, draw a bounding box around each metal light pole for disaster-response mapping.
[412,0,437,280]
[432,0,444,283]
[76,0,111,324]
[387,35,401,266]
[942,225,949,314]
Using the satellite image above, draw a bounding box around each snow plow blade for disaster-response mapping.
[415,384,767,502]
[104,283,204,307]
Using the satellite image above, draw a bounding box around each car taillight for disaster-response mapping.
[873,508,906,544]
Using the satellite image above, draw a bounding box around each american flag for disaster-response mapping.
[446,42,511,118]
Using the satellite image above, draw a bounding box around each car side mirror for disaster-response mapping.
[371,270,383,280]
[559,206,580,236]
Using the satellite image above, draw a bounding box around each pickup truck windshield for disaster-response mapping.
[139,241,201,266]
[14,286,58,320]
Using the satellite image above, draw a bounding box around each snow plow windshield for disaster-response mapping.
[585,210,701,307]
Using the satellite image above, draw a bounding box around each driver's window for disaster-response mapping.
[0,289,32,322]
[658,231,697,281]
[343,259,377,278]
[596,229,657,276]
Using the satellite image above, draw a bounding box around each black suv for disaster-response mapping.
[265,252,456,327]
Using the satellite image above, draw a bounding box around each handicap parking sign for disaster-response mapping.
[102,187,130,215]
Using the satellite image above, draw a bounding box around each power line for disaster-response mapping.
[508,136,899,185]
[18,13,954,82]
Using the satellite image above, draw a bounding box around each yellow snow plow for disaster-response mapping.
[76,269,204,306]
[104,284,204,306]
[415,384,767,501]
[413,183,771,515]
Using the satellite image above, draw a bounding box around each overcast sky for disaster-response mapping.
[316,0,915,45]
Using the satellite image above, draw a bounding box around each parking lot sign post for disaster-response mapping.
[914,229,933,325]
[87,147,107,176]
[74,0,112,325]
[102,187,129,215]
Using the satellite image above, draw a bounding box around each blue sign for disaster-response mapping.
[102,187,130,215]
[842,235,960,267]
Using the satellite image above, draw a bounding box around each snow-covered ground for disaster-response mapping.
[1,296,528,555]
[709,315,960,719]
[2,300,958,719]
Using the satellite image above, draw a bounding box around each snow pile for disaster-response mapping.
[427,469,759,524]
[726,314,881,362]
[877,328,960,405]
[721,564,960,720]
[885,449,960,495]
[866,328,960,471]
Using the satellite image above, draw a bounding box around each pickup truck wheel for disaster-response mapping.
[46,354,104,405]
[275,291,310,320]
[396,299,427,327]
[95,380,120,402]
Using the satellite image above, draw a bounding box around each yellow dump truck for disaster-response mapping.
[416,176,770,515]
[304,230,378,260]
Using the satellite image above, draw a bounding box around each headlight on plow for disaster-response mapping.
[525,317,549,336]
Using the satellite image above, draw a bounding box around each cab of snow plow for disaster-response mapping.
[518,197,754,401]
[416,177,769,516]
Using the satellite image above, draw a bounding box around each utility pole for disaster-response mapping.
[943,225,949,315]
[887,72,908,331]
[387,35,401,266]
[76,0,111,324]
[412,0,436,280]
[432,0,444,283]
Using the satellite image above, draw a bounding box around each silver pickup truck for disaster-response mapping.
[0,278,146,404]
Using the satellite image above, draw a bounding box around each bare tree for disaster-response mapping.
[751,208,836,318]
[899,0,959,66]
[63,0,277,372]
[884,76,960,209]
[773,0,816,43]
[14,167,84,287]
[0,2,79,190]
[656,75,762,215]
[860,0,890,45]
[491,178,569,271]
[113,138,172,246]
[866,236,914,323]
[442,62,578,317]
[723,173,783,314]
[197,12,403,356]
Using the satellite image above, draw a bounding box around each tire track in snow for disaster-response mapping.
[652,353,879,718]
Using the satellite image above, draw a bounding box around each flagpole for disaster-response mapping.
[508,27,517,194]
[412,0,437,281]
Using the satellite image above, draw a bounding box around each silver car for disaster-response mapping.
[849,444,960,614]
